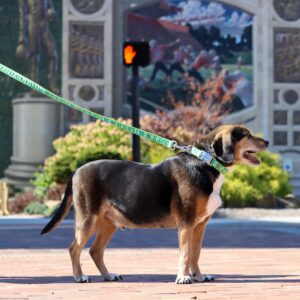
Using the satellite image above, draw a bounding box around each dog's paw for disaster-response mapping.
[175,275,193,284]
[74,275,90,283]
[103,273,123,281]
[192,273,215,283]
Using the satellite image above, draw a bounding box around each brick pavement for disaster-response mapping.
[0,248,299,300]
[0,219,299,299]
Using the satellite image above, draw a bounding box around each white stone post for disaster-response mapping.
[5,94,60,188]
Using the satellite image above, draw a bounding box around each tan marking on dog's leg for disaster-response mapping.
[89,219,121,281]
[69,222,94,283]
[176,226,193,284]
[190,218,214,282]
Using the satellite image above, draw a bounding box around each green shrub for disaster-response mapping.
[221,151,292,207]
[33,119,291,208]
[32,171,53,198]
[24,201,49,215]
[33,120,174,197]
[141,140,174,164]
[43,203,60,217]
[9,191,40,213]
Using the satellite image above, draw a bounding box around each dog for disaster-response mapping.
[41,125,268,284]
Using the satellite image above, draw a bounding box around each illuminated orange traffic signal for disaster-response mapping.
[123,41,150,67]
[124,45,136,64]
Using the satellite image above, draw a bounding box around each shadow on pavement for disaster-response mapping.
[0,274,299,284]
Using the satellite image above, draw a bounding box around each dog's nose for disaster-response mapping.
[265,140,269,147]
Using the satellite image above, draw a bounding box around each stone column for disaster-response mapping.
[62,0,113,132]
[5,94,60,188]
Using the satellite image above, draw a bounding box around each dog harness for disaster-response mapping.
[0,63,228,175]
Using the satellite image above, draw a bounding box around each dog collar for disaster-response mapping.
[176,145,229,175]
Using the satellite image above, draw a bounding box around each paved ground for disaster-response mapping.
[0,217,299,299]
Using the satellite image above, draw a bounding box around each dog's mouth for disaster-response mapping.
[242,150,261,165]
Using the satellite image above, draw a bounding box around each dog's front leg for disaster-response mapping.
[190,218,214,282]
[176,225,193,284]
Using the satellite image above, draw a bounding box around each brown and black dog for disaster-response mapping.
[41,125,268,284]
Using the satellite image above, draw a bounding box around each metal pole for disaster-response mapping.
[131,66,140,162]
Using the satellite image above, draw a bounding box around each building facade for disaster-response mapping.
[1,0,299,195]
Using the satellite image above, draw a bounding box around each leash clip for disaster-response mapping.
[175,144,193,154]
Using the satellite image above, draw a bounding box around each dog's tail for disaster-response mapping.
[40,173,74,235]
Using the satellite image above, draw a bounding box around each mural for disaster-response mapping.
[127,0,253,113]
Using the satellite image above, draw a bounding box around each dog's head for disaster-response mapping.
[209,125,269,166]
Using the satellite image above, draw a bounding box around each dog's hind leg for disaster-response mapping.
[190,217,214,283]
[69,218,95,283]
[89,218,122,281]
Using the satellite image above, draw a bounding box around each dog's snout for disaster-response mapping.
[264,140,269,148]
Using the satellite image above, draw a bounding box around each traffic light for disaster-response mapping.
[123,41,150,67]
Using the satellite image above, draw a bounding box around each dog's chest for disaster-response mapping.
[207,175,224,214]
[195,175,224,223]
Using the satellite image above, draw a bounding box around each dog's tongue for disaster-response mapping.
[244,151,260,165]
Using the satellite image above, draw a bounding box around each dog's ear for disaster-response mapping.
[212,133,234,164]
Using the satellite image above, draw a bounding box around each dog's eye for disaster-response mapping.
[232,128,248,140]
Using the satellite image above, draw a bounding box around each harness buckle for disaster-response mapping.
[200,151,213,164]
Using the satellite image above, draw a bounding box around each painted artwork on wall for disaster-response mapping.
[127,0,253,114]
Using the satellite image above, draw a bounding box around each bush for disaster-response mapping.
[141,139,174,164]
[24,201,49,215]
[32,171,53,198]
[46,120,133,183]
[141,77,233,145]
[221,151,292,207]
[33,120,174,197]
[33,78,233,196]
[33,116,292,209]
[9,191,40,214]
[33,120,132,196]
[33,116,292,208]
[43,203,60,217]
[46,184,66,200]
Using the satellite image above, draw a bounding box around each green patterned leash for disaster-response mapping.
[0,63,228,175]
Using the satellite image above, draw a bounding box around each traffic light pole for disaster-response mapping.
[123,40,150,162]
[131,65,140,162]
